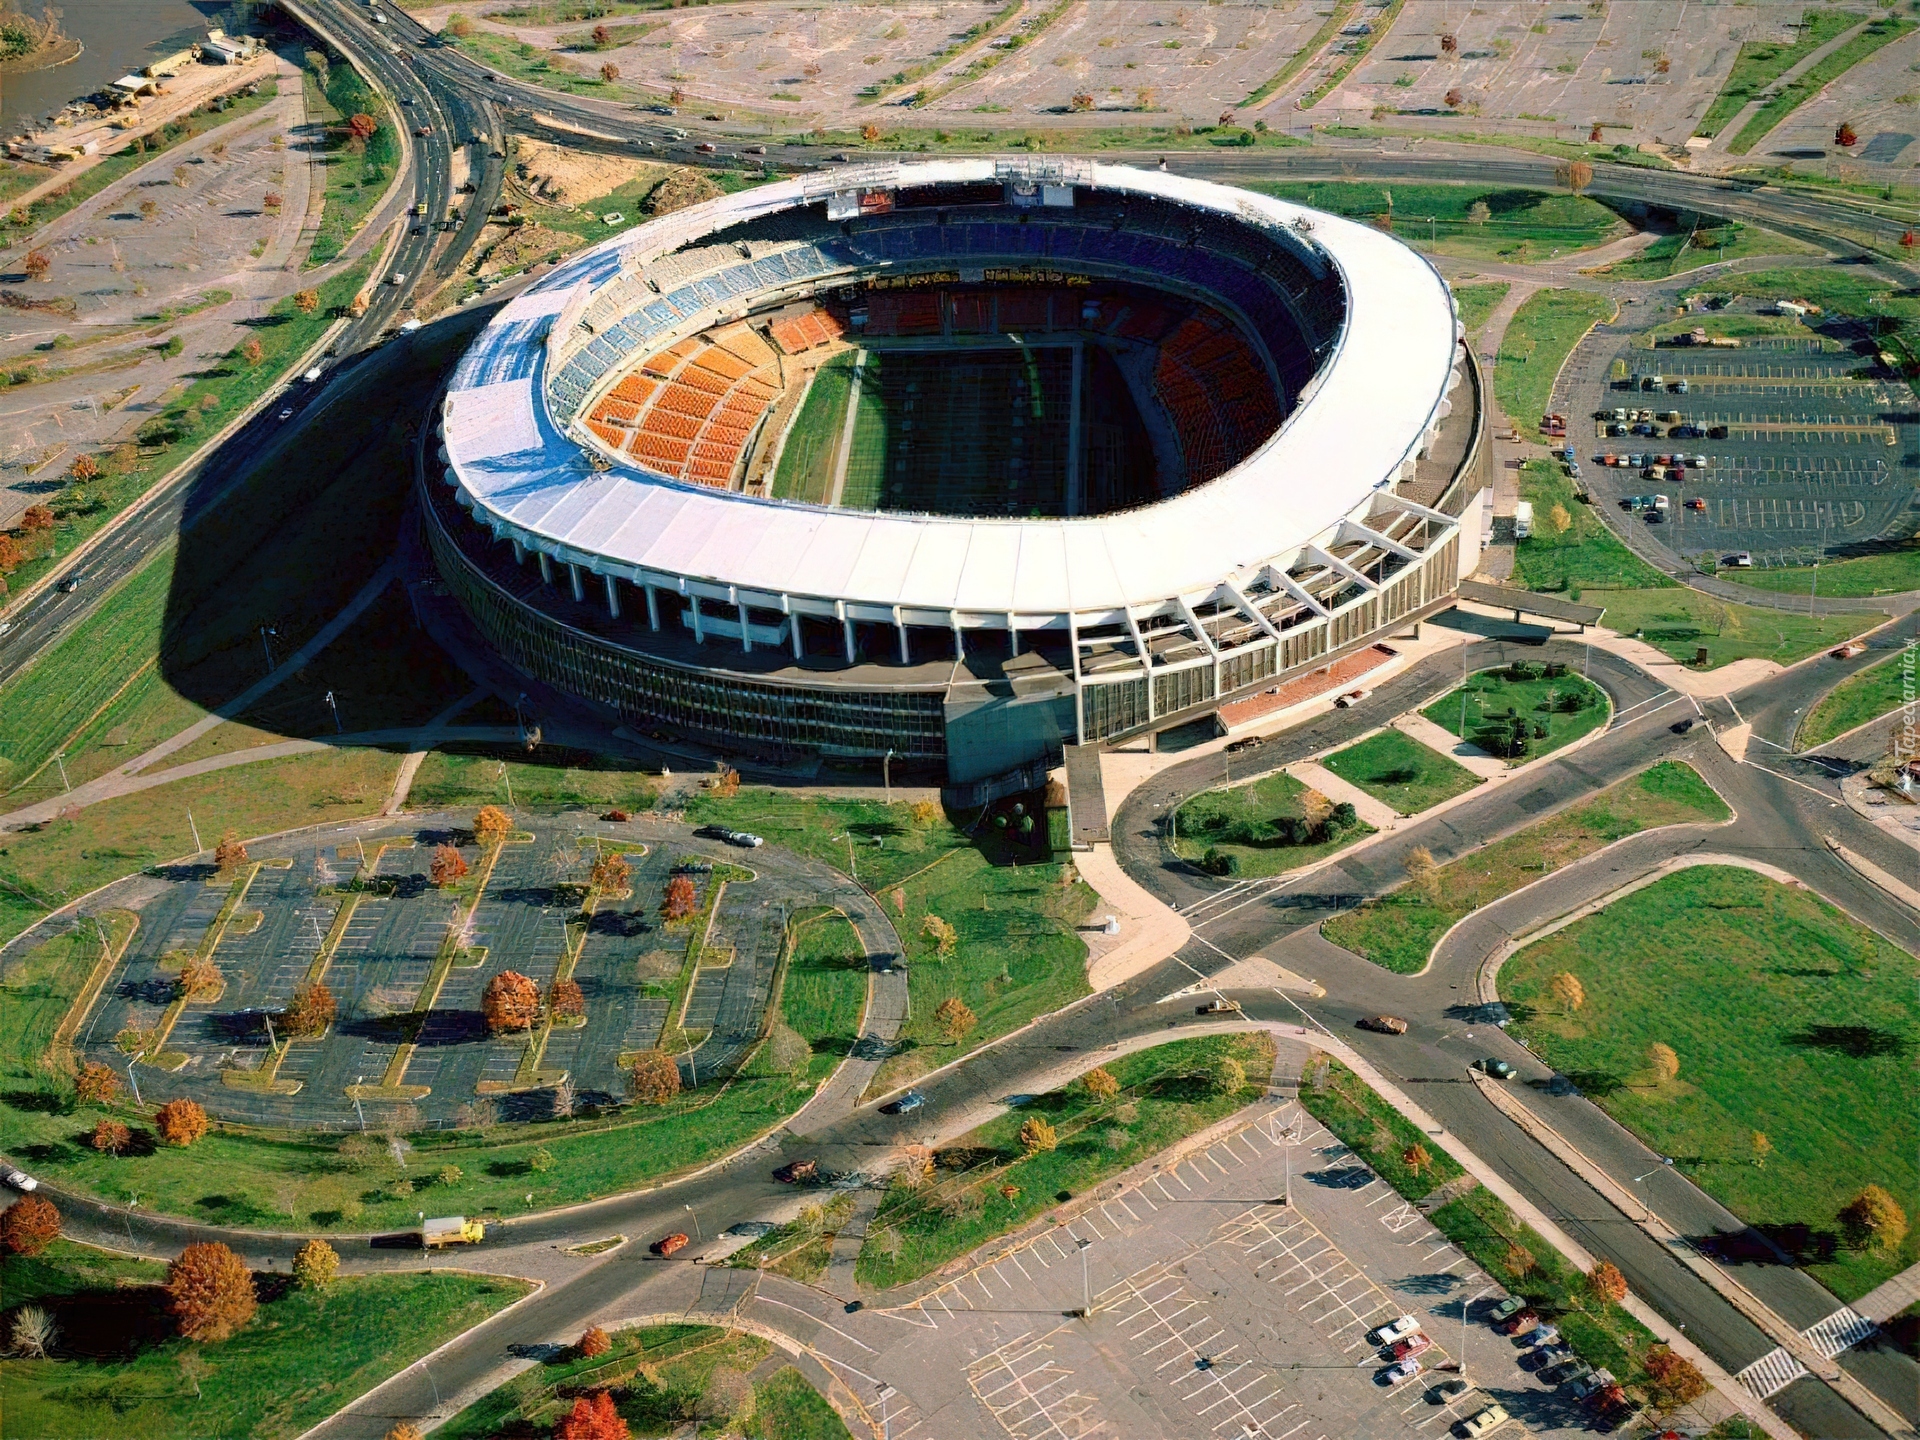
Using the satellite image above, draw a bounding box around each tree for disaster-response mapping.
[1083,1066,1120,1102]
[1401,1142,1433,1178]
[920,913,957,958]
[156,1098,209,1147]
[19,503,53,533]
[1577,1258,1627,1309]
[1840,1185,1908,1254]
[1301,789,1333,830]
[9,1305,55,1359]
[1751,1130,1773,1169]
[0,1194,61,1256]
[1403,845,1439,901]
[1465,199,1490,228]
[1019,1115,1058,1156]
[178,955,222,1000]
[600,61,620,82]
[76,1060,120,1105]
[630,1048,681,1105]
[592,22,613,46]
[444,12,472,37]
[140,198,159,222]
[430,844,469,887]
[166,1242,257,1342]
[669,85,687,106]
[555,1391,627,1440]
[1207,1053,1246,1096]
[285,980,337,1037]
[347,112,379,145]
[549,976,585,1022]
[933,995,976,1044]
[577,1324,612,1359]
[896,1143,934,1187]
[1444,86,1463,108]
[474,804,512,847]
[384,1427,424,1440]
[68,452,99,483]
[240,336,263,366]
[528,1147,555,1174]
[0,534,21,573]
[293,1238,339,1289]
[214,830,249,873]
[482,970,541,1034]
[1070,91,1094,111]
[1589,122,1604,143]
[860,122,882,144]
[662,873,697,920]
[1546,502,1572,538]
[91,1118,132,1155]
[1561,159,1593,194]
[293,288,319,315]
[1836,121,1859,148]
[909,799,941,827]
[1642,1346,1707,1407]
[23,248,50,281]
[1548,971,1585,1012]
[263,190,283,210]
[1646,1041,1679,1083]
[589,851,631,895]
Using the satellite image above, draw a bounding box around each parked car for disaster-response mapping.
[1461,1402,1510,1437]
[724,1220,776,1239]
[695,141,717,153]
[886,1090,926,1114]
[1685,497,1706,511]
[1358,1015,1408,1035]
[652,1232,690,1257]
[56,574,81,593]
[1197,998,1242,1015]
[1428,1377,1470,1404]
[1481,1058,1515,1080]
[1332,688,1371,708]
[1831,641,1867,659]
[1370,1314,1422,1346]
[1520,1323,1559,1347]
[4,1169,37,1192]
[1391,1333,1433,1361]
[1544,1358,1592,1386]
[1722,552,1753,568]
[1498,1308,1539,1335]
[1383,1358,1423,1386]
[1568,1368,1616,1400]
[1671,716,1705,734]
[1225,735,1264,754]
[774,1159,819,1184]
[1488,1295,1529,1323]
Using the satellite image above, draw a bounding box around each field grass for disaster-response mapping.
[771,353,856,505]
[1729,16,1916,155]
[1298,1054,1657,1387]
[1242,0,1355,104]
[1502,865,1918,1300]
[1320,728,1482,815]
[1493,289,1616,433]
[1723,546,1920,599]
[748,1367,852,1440]
[1709,265,1920,340]
[0,1239,527,1440]
[1451,281,1509,335]
[1798,645,1915,750]
[1597,587,1882,669]
[1586,221,1816,280]
[303,62,401,268]
[681,789,1096,1092]
[1299,0,1408,108]
[1512,458,1674,593]
[1322,761,1728,974]
[1169,768,1376,878]
[408,744,662,813]
[1420,666,1608,764]
[779,910,869,1059]
[1695,8,1864,136]
[1249,183,1625,265]
[837,352,890,512]
[856,1033,1276,1289]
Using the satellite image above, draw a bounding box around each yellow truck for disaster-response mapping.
[419,1216,485,1248]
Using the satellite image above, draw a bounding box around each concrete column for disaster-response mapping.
[896,621,910,666]
[842,615,856,664]
[737,601,752,654]
[537,552,553,586]
[690,594,705,645]
[952,624,965,662]
[568,564,584,603]
[512,540,526,565]
[1007,613,1020,656]
[789,612,803,660]
[604,574,620,618]
[645,584,661,631]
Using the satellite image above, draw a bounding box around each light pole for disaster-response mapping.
[124,1194,138,1243]
[876,1382,895,1440]
[53,751,69,792]
[1632,1157,1674,1222]
[1076,1236,1093,1316]
[684,1202,700,1241]
[258,624,278,675]
[325,690,342,734]
[883,748,894,805]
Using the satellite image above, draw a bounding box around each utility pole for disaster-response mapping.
[684,1202,700,1241]
[53,751,69,792]
[259,624,277,674]
[187,809,203,855]
[326,690,342,734]
[883,748,894,805]
[1076,1236,1093,1316]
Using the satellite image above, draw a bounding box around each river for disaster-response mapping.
[3,0,220,130]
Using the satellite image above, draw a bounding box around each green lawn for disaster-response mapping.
[303,63,401,268]
[1513,458,1673,594]
[408,744,661,813]
[1798,646,1914,750]
[1729,16,1916,155]
[1323,761,1728,974]
[771,353,856,505]
[1169,768,1376,877]
[779,910,869,1057]
[856,1033,1276,1289]
[1320,728,1482,815]
[0,1240,528,1440]
[1300,1055,1657,1389]
[1494,289,1617,432]
[1451,280,1510,335]
[1587,221,1817,280]
[1502,866,1918,1301]
[748,1367,852,1440]
[680,789,1095,1093]
[1597,587,1883,669]
[1696,8,1865,136]
[1723,547,1920,599]
[1420,663,1608,764]
[1249,182,1626,264]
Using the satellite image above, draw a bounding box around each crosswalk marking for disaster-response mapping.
[1802,1307,1877,1360]
[1736,1347,1807,1400]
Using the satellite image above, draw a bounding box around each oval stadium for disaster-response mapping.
[427,158,1488,790]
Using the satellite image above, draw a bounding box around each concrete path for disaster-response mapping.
[1393,711,1510,779]
[381,685,488,815]
[1856,1259,1920,1326]
[1283,759,1397,827]
[1694,15,1876,166]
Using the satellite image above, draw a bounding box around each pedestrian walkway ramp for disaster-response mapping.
[1062,744,1108,849]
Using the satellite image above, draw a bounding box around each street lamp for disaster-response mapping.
[875,1382,896,1440]
[883,748,895,805]
[1076,1237,1094,1316]
[684,1203,700,1241]
[1631,1157,1674,1222]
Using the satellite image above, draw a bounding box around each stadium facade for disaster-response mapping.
[428,159,1487,788]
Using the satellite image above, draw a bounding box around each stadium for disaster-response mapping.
[427,158,1487,789]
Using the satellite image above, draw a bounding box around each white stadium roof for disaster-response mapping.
[439,159,1461,631]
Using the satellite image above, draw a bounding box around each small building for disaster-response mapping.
[111,74,162,98]
[144,46,200,78]
[202,30,262,64]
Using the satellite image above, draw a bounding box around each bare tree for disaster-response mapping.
[10,1305,55,1359]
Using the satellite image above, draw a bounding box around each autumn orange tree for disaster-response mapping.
[76,1060,120,1105]
[482,970,541,1034]
[294,288,319,314]
[1586,1259,1628,1306]
[19,503,53,533]
[178,956,222,1000]
[430,843,470,887]
[474,804,513,847]
[933,995,976,1044]
[555,1390,628,1440]
[1082,1067,1119,1102]
[577,1324,611,1358]
[589,852,631,895]
[1019,1116,1057,1156]
[0,1194,60,1255]
[629,1048,681,1105]
[213,830,249,872]
[156,1098,209,1147]
[385,1426,425,1440]
[240,336,263,366]
[1641,1346,1706,1407]
[549,977,585,1021]
[600,61,620,82]
[167,1242,257,1342]
[91,1119,132,1155]
[662,874,697,921]
[263,190,283,210]
[23,248,49,280]
[347,112,379,145]
[68,452,99,482]
[284,980,337,1037]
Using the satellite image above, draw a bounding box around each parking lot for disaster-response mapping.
[79,813,816,1130]
[1573,310,1917,571]
[806,1090,1620,1440]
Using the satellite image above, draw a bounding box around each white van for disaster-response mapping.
[1513,500,1534,540]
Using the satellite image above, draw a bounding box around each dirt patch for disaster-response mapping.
[477,222,584,276]
[645,168,722,216]
[513,136,672,205]
[635,947,681,983]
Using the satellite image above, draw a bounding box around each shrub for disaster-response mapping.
[482,970,540,1033]
[0,1194,61,1255]
[629,1048,681,1105]
[91,1119,132,1154]
[293,1238,339,1289]
[1019,1116,1058,1155]
[577,1324,612,1358]
[156,1098,209,1147]
[75,1060,120,1105]
[166,1242,257,1342]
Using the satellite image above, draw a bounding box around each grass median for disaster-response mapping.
[1728,16,1916,155]
[1493,288,1616,433]
[1721,548,1920,600]
[0,1239,528,1440]
[1320,728,1482,815]
[1420,662,1607,766]
[1322,761,1728,975]
[1695,7,1863,136]
[853,1032,1277,1291]
[303,58,401,269]
[1501,864,1918,1301]
[1583,221,1816,281]
[1170,768,1375,878]
[1798,646,1915,750]
[1451,280,1509,336]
